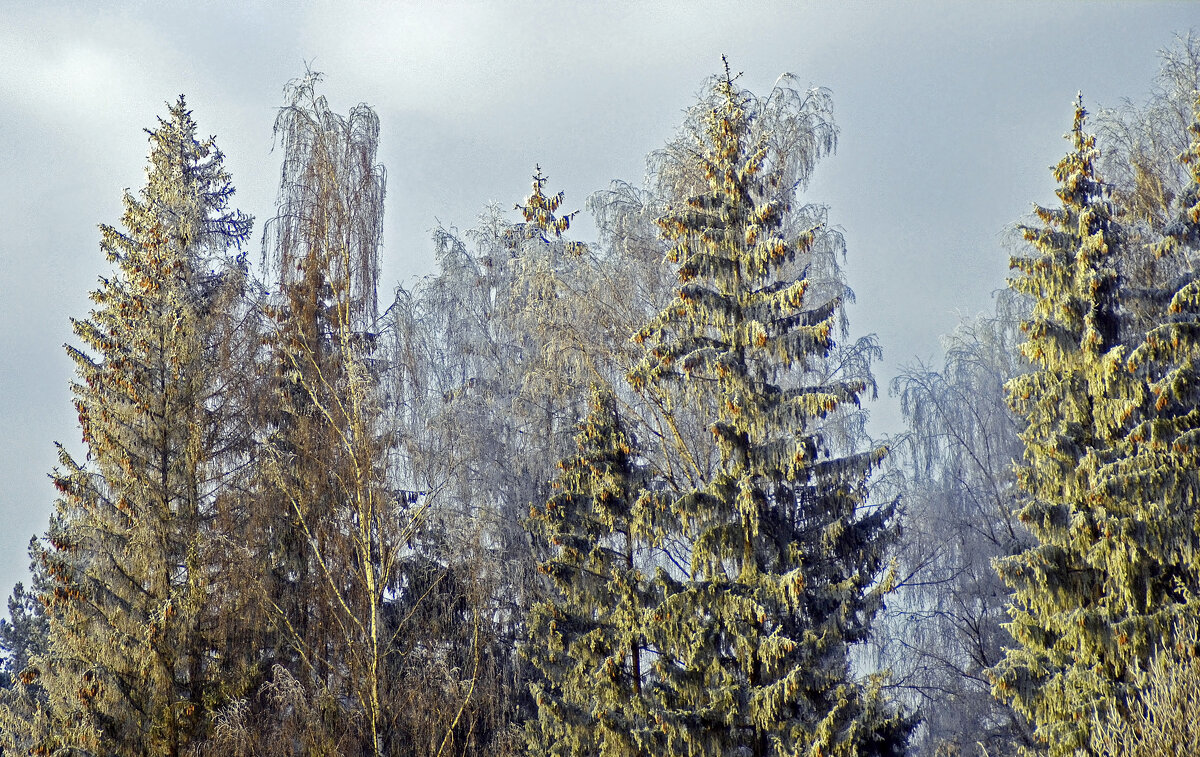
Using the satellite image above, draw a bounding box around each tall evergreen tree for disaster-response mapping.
[1069,94,1200,750]
[629,63,911,757]
[989,97,1143,756]
[526,388,663,756]
[0,541,52,756]
[20,97,252,756]
[0,542,50,694]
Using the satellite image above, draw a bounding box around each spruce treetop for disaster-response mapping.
[110,96,251,267]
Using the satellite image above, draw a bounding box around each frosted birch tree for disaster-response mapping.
[880,292,1036,756]
[240,71,410,757]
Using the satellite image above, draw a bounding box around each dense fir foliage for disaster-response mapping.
[629,65,912,756]
[988,98,1139,755]
[525,389,662,756]
[1089,616,1200,754]
[990,89,1200,756]
[0,98,253,756]
[7,37,1200,757]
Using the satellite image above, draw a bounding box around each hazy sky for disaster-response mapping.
[1,1,1196,597]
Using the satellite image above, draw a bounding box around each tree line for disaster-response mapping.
[2,38,1200,756]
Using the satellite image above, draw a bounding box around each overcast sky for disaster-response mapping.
[1,1,1196,597]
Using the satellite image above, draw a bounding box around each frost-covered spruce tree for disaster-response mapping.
[1082,93,1200,722]
[0,540,52,755]
[27,97,252,756]
[989,97,1143,756]
[630,63,911,757]
[526,388,663,756]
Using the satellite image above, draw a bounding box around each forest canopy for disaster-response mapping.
[3,34,1200,757]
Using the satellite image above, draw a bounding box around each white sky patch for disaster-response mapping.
[0,18,169,138]
[298,2,852,124]
[301,3,521,120]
